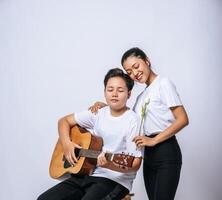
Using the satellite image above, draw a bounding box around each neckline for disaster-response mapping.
[145,75,160,90]
[107,107,130,120]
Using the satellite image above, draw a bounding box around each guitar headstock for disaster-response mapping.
[112,153,135,168]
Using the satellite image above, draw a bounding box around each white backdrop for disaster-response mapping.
[1,0,222,199]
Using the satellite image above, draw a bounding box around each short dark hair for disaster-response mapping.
[121,47,148,66]
[104,68,134,91]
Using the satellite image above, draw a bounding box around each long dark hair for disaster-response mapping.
[121,47,150,66]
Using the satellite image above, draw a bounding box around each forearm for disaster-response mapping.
[104,157,142,173]
[155,121,185,144]
[155,111,189,144]
[58,118,71,146]
[58,114,76,147]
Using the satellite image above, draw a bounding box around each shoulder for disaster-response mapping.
[75,107,108,120]
[158,76,177,90]
[159,76,175,85]
[125,109,140,124]
[97,106,108,115]
[74,109,96,121]
[93,106,109,119]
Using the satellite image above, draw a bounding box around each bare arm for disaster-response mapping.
[154,105,189,143]
[88,101,107,113]
[58,114,81,166]
[134,105,189,147]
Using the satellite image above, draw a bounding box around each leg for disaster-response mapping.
[37,176,84,200]
[143,136,182,200]
[154,163,181,200]
[143,159,156,200]
[102,183,129,200]
[81,177,128,200]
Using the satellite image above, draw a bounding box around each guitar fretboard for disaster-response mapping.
[79,149,113,161]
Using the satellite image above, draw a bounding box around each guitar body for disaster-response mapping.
[49,125,103,179]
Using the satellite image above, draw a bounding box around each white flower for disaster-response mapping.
[138,97,150,136]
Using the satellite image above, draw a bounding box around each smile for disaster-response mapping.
[135,72,143,81]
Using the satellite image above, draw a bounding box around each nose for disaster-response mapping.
[132,68,138,77]
[112,90,118,97]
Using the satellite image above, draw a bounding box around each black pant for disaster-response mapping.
[37,175,129,200]
[143,135,182,200]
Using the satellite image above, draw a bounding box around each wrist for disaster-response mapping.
[61,138,71,147]
[153,136,160,146]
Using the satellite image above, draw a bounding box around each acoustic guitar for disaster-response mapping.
[49,125,135,179]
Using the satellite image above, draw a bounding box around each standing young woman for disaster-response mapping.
[90,47,189,200]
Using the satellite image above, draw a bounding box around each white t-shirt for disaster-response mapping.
[133,75,182,136]
[74,106,141,191]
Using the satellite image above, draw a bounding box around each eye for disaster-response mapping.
[106,88,113,92]
[134,64,139,69]
[126,71,132,75]
[117,87,125,92]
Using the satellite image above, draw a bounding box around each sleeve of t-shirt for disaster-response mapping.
[159,78,182,108]
[74,110,96,130]
[125,118,142,158]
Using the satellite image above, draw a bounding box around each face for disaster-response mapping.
[123,56,150,84]
[104,77,130,111]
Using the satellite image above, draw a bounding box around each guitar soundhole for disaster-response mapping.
[74,148,80,158]
[63,148,81,168]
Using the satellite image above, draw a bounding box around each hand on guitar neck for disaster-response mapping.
[97,152,132,173]
[97,152,111,168]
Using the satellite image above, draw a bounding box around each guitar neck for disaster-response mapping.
[79,149,113,161]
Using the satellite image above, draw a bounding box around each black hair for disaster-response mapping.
[121,47,149,66]
[104,68,134,91]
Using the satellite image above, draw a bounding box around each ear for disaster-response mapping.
[128,91,131,99]
[145,59,151,67]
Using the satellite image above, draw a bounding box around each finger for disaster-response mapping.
[96,104,101,109]
[88,106,92,110]
[97,157,102,166]
[101,156,107,164]
[75,144,82,149]
[95,102,100,106]
[135,140,143,147]
[72,153,78,163]
[133,137,138,142]
[93,106,99,112]
[134,138,142,145]
[70,149,78,163]
[67,155,75,166]
[93,109,98,114]
[133,136,142,142]
[92,107,98,114]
